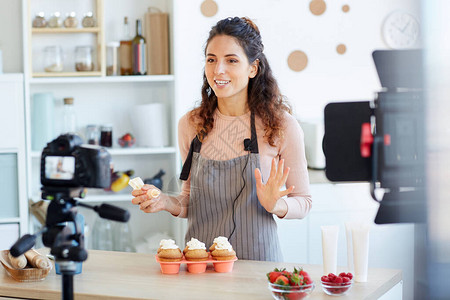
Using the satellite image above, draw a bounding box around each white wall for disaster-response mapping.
[174,0,420,122]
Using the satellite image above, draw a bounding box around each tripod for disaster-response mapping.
[10,187,130,300]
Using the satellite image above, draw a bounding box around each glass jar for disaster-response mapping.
[106,42,120,76]
[43,46,63,72]
[48,12,63,28]
[85,124,100,145]
[100,124,113,147]
[32,12,47,28]
[75,46,94,71]
[82,11,96,28]
[64,12,78,28]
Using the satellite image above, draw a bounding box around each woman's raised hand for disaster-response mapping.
[131,184,165,213]
[254,158,295,213]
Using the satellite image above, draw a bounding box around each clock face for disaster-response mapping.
[382,11,420,49]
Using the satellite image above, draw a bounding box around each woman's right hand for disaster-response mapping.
[131,184,165,213]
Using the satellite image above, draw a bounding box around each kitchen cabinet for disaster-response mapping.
[0,74,28,241]
[21,0,185,249]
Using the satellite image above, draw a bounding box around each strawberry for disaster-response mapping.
[346,272,353,279]
[303,275,312,285]
[299,270,309,277]
[267,271,282,283]
[334,277,343,284]
[321,275,329,282]
[286,292,307,300]
[289,273,301,286]
[275,275,289,285]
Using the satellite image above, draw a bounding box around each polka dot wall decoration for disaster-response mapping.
[201,0,218,17]
[288,50,308,72]
[342,4,350,13]
[336,44,347,54]
[309,0,326,16]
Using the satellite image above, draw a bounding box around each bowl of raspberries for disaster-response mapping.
[267,267,315,299]
[320,272,353,296]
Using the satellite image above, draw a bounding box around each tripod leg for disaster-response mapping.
[62,273,74,300]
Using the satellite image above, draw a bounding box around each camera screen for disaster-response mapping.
[45,156,75,180]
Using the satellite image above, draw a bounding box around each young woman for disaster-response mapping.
[132,17,311,261]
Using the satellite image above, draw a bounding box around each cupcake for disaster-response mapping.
[157,239,183,262]
[184,238,209,261]
[209,236,229,252]
[211,237,236,261]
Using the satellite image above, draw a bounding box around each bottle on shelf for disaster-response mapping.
[119,17,132,75]
[132,19,147,75]
[62,97,77,134]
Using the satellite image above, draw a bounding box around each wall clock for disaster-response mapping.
[382,10,420,49]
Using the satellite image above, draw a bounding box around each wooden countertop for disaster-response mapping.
[0,250,401,300]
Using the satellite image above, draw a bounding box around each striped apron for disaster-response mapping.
[180,113,282,261]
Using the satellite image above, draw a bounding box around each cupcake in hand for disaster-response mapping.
[211,237,236,261]
[184,238,209,261]
[157,239,183,262]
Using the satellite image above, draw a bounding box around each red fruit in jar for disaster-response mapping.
[286,292,307,300]
[321,275,329,282]
[342,276,350,283]
[275,275,290,285]
[328,273,337,280]
[335,277,343,284]
[303,275,312,285]
[268,271,282,283]
[299,270,309,277]
[346,272,353,279]
[339,272,347,278]
[289,273,301,286]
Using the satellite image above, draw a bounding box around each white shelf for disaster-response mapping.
[29,75,174,84]
[0,218,21,224]
[31,146,177,158]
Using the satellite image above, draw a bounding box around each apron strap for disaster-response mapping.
[179,112,258,180]
[248,112,259,154]
[179,136,202,180]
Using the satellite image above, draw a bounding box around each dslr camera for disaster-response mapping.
[41,134,111,191]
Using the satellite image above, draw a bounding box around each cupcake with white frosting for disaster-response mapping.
[209,236,229,251]
[211,237,236,260]
[183,238,209,261]
[157,239,183,262]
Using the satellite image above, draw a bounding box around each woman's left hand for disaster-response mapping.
[254,158,295,213]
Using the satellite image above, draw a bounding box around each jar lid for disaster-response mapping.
[64,97,74,105]
[101,124,113,131]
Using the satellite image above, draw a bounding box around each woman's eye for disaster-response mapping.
[206,58,215,63]
[229,59,238,63]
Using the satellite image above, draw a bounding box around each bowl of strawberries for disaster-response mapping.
[320,272,353,296]
[267,267,315,300]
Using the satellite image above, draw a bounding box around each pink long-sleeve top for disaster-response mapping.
[177,109,312,219]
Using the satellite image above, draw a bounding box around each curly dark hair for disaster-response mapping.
[190,16,291,146]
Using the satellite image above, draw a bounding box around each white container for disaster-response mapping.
[352,224,370,282]
[321,225,339,275]
[131,103,168,147]
[300,120,325,169]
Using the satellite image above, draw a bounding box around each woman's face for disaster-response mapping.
[205,35,258,103]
